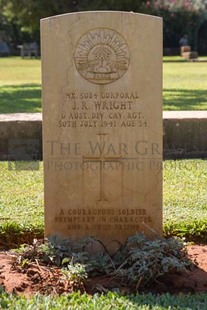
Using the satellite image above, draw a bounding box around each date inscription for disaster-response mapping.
[57,91,148,128]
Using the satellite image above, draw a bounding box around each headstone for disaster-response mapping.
[41,11,163,252]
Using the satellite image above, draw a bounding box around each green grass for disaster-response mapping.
[0,57,41,86]
[0,291,207,309]
[163,159,207,240]
[0,56,207,310]
[0,56,207,112]
[0,159,207,244]
[0,57,41,113]
[0,160,207,307]
[163,56,207,110]
[0,84,41,113]
[0,162,44,246]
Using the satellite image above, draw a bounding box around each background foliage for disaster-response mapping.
[0,0,207,49]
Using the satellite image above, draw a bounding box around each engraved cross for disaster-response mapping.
[83,133,122,201]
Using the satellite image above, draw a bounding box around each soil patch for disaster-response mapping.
[0,245,207,297]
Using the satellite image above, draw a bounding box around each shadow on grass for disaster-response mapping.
[0,84,206,113]
[0,84,41,113]
[163,59,186,63]
[124,293,207,308]
[163,88,207,110]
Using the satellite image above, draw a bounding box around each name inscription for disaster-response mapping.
[58,91,147,128]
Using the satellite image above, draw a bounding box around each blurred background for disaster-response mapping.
[0,0,207,57]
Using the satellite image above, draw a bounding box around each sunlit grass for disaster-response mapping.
[163,159,207,239]
[163,56,207,110]
[0,57,41,113]
[0,57,41,86]
[0,56,207,112]
[1,291,207,309]
[0,162,44,236]
[0,159,207,241]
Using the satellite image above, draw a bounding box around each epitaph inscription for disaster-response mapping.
[74,28,129,84]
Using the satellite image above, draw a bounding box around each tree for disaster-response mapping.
[0,0,150,35]
[0,0,79,34]
[0,0,206,47]
[146,0,207,47]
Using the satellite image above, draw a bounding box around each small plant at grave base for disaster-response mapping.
[12,238,54,265]
[61,263,87,283]
[11,233,194,292]
[111,234,194,289]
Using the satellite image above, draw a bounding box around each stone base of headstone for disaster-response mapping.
[182,51,198,60]
[180,45,191,55]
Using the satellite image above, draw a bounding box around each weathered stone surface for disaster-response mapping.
[41,11,163,251]
[164,111,207,158]
[0,113,42,161]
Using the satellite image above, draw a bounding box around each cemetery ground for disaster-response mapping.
[0,57,207,308]
[0,56,207,113]
[0,159,207,309]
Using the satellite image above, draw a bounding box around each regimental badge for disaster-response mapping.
[74,28,130,85]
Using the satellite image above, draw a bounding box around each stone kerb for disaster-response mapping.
[164,111,207,158]
[0,111,207,160]
[0,113,42,161]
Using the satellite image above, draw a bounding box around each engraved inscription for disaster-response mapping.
[83,133,123,202]
[54,208,152,232]
[74,28,129,85]
[58,90,148,128]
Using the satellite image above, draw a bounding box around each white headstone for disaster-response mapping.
[41,11,163,252]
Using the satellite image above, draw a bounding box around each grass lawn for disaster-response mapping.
[0,56,207,113]
[163,56,207,110]
[0,159,207,243]
[0,57,41,113]
[1,291,207,309]
[163,159,207,239]
[0,57,207,308]
[0,159,206,308]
